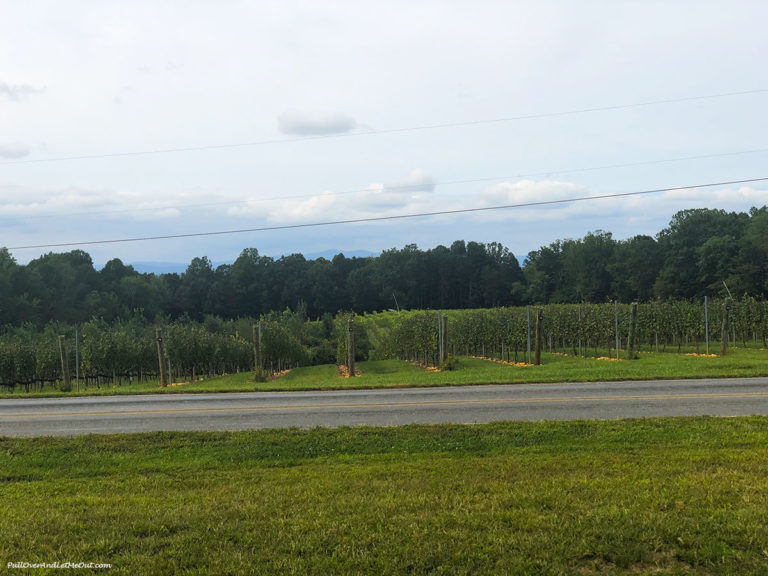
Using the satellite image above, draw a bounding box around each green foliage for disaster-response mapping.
[3,297,768,392]
[0,337,36,388]
[442,354,460,371]
[258,319,307,372]
[81,318,154,378]
[353,298,768,369]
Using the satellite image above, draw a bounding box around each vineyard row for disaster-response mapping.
[1,297,766,391]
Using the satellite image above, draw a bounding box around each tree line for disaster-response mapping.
[1,206,767,328]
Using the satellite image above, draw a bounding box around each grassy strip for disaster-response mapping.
[1,417,768,574]
[274,348,768,390]
[2,347,767,398]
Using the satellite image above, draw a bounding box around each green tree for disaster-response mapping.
[609,235,662,302]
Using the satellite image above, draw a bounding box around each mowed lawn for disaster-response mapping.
[3,347,768,398]
[1,417,768,575]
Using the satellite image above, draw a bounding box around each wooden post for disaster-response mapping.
[156,329,168,387]
[704,296,710,355]
[442,314,449,363]
[627,302,638,359]
[577,303,582,357]
[526,305,532,364]
[258,321,263,374]
[58,335,72,392]
[251,324,259,372]
[534,308,543,366]
[74,327,80,392]
[721,303,730,356]
[252,322,263,378]
[613,300,620,359]
[347,317,355,377]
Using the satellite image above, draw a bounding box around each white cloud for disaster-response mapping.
[451,180,592,224]
[647,185,768,219]
[383,168,436,193]
[277,110,357,135]
[227,169,440,224]
[226,176,592,226]
[664,185,767,205]
[132,207,182,220]
[0,142,30,159]
[0,185,113,219]
[477,180,587,206]
[470,182,768,238]
[0,184,219,222]
[0,81,44,101]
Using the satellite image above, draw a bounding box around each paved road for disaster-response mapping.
[1,377,768,436]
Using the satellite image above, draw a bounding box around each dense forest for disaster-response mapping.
[1,206,767,327]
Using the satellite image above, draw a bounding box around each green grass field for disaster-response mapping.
[3,347,767,398]
[1,417,767,574]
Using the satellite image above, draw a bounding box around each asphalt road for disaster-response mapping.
[1,377,768,437]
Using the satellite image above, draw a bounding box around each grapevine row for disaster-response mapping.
[1,297,766,390]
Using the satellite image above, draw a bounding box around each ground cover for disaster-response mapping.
[1,417,767,574]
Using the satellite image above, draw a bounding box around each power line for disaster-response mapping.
[1,88,765,166]
[8,177,767,251]
[3,147,767,223]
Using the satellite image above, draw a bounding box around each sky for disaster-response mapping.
[1,0,767,268]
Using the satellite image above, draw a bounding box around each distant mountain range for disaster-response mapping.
[125,249,377,274]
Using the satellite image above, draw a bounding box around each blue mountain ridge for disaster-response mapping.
[123,249,377,274]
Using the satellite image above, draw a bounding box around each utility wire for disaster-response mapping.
[3,147,767,223]
[1,88,765,166]
[8,177,767,250]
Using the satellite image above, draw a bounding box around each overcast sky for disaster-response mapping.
[2,1,767,267]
